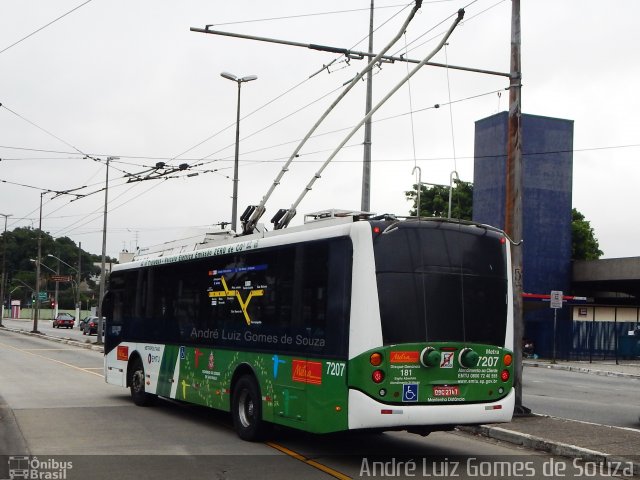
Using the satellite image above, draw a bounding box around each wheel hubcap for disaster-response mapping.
[238,390,254,428]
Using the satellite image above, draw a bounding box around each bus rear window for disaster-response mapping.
[373,222,508,346]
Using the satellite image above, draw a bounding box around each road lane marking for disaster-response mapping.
[266,442,351,480]
[0,341,104,378]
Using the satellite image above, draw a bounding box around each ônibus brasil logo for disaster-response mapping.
[6,456,72,480]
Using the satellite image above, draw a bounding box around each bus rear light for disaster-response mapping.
[500,369,510,382]
[440,346,458,351]
[335,406,342,412]
[485,405,503,410]
[373,226,381,234]
[370,352,383,366]
[503,353,513,366]
[372,370,385,383]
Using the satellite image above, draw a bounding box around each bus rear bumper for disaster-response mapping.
[347,388,515,430]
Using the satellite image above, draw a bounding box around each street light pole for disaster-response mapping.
[47,252,80,320]
[31,259,55,319]
[220,71,257,232]
[0,212,11,326]
[53,254,60,319]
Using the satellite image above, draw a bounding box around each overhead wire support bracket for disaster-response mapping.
[190,18,509,79]
[274,9,466,230]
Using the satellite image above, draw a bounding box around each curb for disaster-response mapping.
[459,422,640,476]
[524,361,640,380]
[0,325,104,353]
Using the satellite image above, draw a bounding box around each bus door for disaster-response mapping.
[103,290,126,386]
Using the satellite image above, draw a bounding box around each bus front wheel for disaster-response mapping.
[231,375,269,441]
[130,358,156,407]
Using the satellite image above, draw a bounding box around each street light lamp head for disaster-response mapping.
[220,71,238,82]
[221,72,258,84]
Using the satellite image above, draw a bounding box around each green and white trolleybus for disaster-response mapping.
[104,211,515,440]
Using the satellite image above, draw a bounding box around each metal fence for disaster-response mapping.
[572,320,640,360]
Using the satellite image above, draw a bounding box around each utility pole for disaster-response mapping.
[360,0,374,212]
[505,0,527,414]
[0,213,11,326]
[33,192,44,333]
[97,157,117,344]
[76,241,81,323]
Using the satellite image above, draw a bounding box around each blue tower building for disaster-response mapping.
[473,112,574,358]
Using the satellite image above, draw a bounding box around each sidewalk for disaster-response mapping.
[462,359,640,476]
[524,357,640,379]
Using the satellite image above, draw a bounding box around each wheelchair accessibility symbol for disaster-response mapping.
[402,383,419,402]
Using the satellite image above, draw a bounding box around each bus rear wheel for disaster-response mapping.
[231,375,269,441]
[129,358,156,406]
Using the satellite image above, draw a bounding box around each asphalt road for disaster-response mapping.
[0,328,614,480]
[522,365,640,429]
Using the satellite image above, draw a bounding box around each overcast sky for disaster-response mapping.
[1,0,638,261]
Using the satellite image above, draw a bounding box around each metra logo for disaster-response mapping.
[292,359,322,385]
[390,351,420,363]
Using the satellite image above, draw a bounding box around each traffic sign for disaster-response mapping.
[550,290,563,309]
[51,275,71,282]
[38,291,48,301]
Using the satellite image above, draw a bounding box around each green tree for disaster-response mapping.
[406,180,473,220]
[405,180,602,260]
[571,208,603,260]
[1,227,113,309]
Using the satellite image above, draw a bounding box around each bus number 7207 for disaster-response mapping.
[326,362,345,377]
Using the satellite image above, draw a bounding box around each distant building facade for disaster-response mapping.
[473,112,574,357]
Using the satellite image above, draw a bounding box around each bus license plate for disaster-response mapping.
[433,385,459,397]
